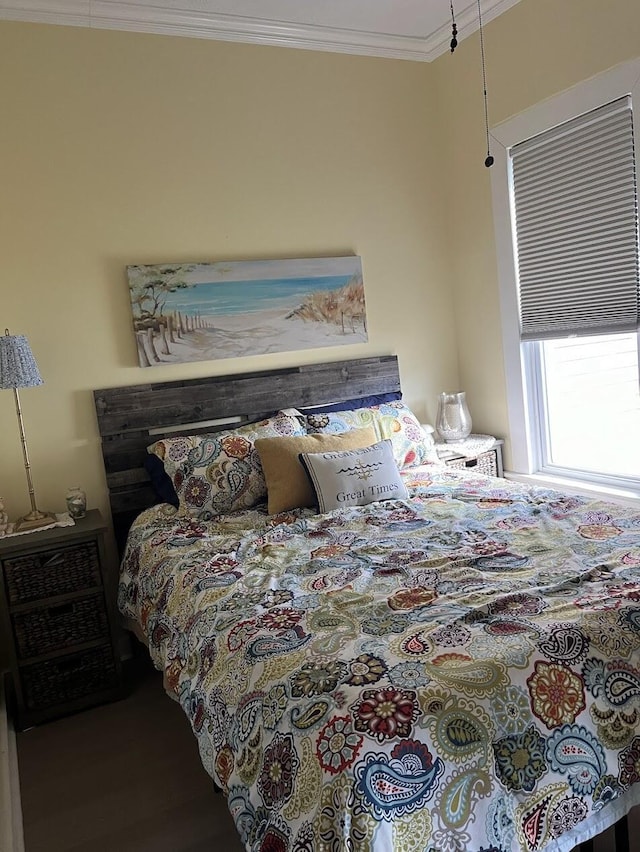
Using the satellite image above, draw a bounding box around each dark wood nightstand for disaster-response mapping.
[0,509,123,730]
[439,438,504,477]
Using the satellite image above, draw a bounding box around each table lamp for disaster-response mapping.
[0,329,55,531]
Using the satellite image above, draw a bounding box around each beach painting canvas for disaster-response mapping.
[127,256,367,367]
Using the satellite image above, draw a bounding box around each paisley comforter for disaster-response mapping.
[119,465,640,852]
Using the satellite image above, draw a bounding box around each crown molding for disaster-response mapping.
[0,0,521,62]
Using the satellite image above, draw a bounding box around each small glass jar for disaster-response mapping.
[436,391,472,443]
[66,486,87,519]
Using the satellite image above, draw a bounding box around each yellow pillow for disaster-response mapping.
[255,426,377,514]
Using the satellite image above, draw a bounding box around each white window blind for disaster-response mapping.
[511,96,640,341]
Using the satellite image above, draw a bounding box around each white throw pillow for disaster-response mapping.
[299,439,408,513]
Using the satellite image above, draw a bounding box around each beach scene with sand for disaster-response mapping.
[127,257,367,367]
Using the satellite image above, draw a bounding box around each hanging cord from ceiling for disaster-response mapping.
[448,0,494,167]
[476,0,494,167]
[449,0,458,52]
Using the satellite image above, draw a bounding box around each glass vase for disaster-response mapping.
[66,486,87,520]
[436,392,472,443]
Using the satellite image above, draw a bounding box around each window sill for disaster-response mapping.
[504,470,640,508]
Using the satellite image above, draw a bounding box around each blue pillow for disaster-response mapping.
[300,391,401,415]
[144,453,179,508]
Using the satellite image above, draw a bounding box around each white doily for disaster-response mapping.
[0,512,75,539]
[435,434,497,459]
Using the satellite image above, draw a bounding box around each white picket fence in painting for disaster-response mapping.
[135,311,213,367]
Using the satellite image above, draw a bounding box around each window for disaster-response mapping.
[491,60,640,494]
[535,333,640,482]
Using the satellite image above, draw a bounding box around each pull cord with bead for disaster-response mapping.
[449,0,494,167]
[477,0,494,167]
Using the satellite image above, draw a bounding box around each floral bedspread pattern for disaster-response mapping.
[119,466,640,852]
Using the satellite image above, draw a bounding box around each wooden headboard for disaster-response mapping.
[94,355,401,553]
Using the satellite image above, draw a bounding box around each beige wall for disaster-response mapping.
[432,0,640,466]
[0,21,458,532]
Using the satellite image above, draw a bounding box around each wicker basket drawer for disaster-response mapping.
[12,592,108,659]
[446,449,498,477]
[3,541,101,605]
[21,644,118,710]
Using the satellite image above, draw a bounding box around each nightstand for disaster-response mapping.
[0,509,123,730]
[439,438,504,477]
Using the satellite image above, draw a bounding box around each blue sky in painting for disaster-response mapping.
[182,256,361,285]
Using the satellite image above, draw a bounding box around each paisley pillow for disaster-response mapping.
[147,410,306,518]
[304,401,440,470]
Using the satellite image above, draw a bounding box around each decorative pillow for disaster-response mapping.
[147,410,306,518]
[254,426,377,515]
[299,391,402,414]
[304,401,440,469]
[299,439,408,514]
[144,452,179,508]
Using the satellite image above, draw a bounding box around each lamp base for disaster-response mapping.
[14,510,57,533]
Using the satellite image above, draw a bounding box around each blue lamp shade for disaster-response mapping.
[0,331,43,390]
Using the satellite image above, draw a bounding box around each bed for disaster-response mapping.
[94,356,640,852]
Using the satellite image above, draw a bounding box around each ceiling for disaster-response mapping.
[0,0,522,61]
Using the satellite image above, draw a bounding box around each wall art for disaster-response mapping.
[127,256,367,367]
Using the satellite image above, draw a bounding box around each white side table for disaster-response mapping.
[436,436,504,477]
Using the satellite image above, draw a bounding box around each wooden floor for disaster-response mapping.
[17,660,244,852]
[15,657,640,852]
